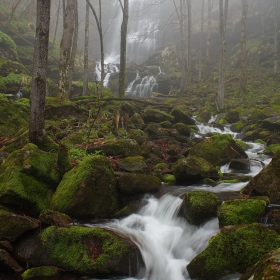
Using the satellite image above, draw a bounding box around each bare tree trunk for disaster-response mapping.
[6,0,21,25]
[119,0,129,99]
[50,0,60,55]
[274,0,278,76]
[261,0,265,42]
[29,0,51,144]
[206,0,212,78]
[56,0,75,100]
[217,0,228,111]
[239,0,248,94]
[68,0,78,90]
[83,2,89,96]
[198,0,205,81]
[186,0,192,84]
[62,0,66,25]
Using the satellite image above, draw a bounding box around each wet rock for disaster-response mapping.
[230,121,245,133]
[0,249,23,273]
[50,155,119,219]
[129,113,145,129]
[262,116,280,131]
[0,209,40,241]
[240,248,280,280]
[262,143,280,155]
[196,109,211,123]
[21,266,61,280]
[189,134,248,166]
[0,241,13,253]
[172,123,191,137]
[14,226,143,278]
[217,197,269,228]
[242,128,270,142]
[143,107,174,123]
[172,156,219,185]
[187,224,280,280]
[182,190,221,225]
[144,123,170,139]
[241,149,280,203]
[225,110,240,123]
[170,108,195,125]
[38,209,72,227]
[229,158,251,172]
[117,156,148,173]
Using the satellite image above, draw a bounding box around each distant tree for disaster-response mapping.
[56,0,75,100]
[50,0,61,55]
[273,0,278,76]
[119,0,129,99]
[239,0,248,94]
[83,2,89,96]
[198,0,205,81]
[29,0,51,144]
[186,0,192,84]
[217,0,228,111]
[206,0,213,78]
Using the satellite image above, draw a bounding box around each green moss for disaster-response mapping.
[0,72,31,94]
[254,139,266,145]
[0,31,18,59]
[40,226,128,275]
[22,266,58,280]
[262,144,280,155]
[162,174,176,185]
[217,197,269,227]
[187,224,280,279]
[218,118,228,125]
[235,140,248,151]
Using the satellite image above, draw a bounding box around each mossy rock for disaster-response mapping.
[189,134,248,166]
[117,156,148,173]
[172,123,191,137]
[162,174,176,185]
[0,144,57,216]
[262,144,280,155]
[172,156,219,185]
[128,129,148,145]
[225,110,240,123]
[112,200,142,219]
[50,155,119,219]
[129,113,145,128]
[240,248,280,280]
[187,224,280,280]
[182,191,221,225]
[15,226,142,278]
[241,149,280,203]
[0,248,23,273]
[230,121,245,133]
[89,139,140,157]
[217,197,269,228]
[196,109,211,123]
[21,266,61,280]
[38,209,72,227]
[0,209,39,241]
[0,31,18,60]
[144,123,170,139]
[143,107,174,124]
[170,108,195,125]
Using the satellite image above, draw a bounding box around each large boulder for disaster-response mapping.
[262,116,280,131]
[170,108,195,125]
[15,226,143,278]
[143,107,174,123]
[118,173,161,207]
[217,197,269,228]
[189,134,248,166]
[0,249,23,273]
[144,123,170,139]
[117,156,148,173]
[0,144,58,216]
[240,248,280,280]
[181,191,221,225]
[172,156,219,185]
[50,155,119,219]
[187,224,280,280]
[228,158,251,172]
[22,266,61,280]
[0,209,40,241]
[241,149,280,203]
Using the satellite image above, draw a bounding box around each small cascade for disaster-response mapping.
[95,62,119,87]
[126,71,141,95]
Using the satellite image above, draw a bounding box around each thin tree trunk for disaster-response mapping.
[83,2,89,96]
[99,0,104,98]
[50,0,60,55]
[187,0,192,84]
[217,0,228,111]
[261,0,265,42]
[57,0,75,100]
[274,0,278,76]
[198,0,205,81]
[239,0,248,94]
[62,0,66,25]
[206,0,212,78]
[29,0,51,144]
[7,0,21,24]
[119,0,129,99]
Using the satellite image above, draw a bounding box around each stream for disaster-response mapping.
[74,122,271,280]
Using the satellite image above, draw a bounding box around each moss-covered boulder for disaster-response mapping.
[172,123,191,137]
[117,156,148,173]
[0,144,58,215]
[187,224,280,280]
[118,173,161,206]
[0,249,23,273]
[15,226,143,278]
[143,107,174,123]
[128,129,148,145]
[241,149,280,203]
[196,109,211,123]
[50,155,118,219]
[129,113,145,128]
[21,266,61,280]
[0,209,39,241]
[89,139,140,157]
[170,108,195,125]
[172,156,219,185]
[189,134,248,166]
[262,116,280,131]
[38,209,72,227]
[217,197,269,228]
[240,248,280,280]
[182,191,221,225]
[262,144,280,155]
[225,110,240,123]
[228,158,251,172]
[144,123,170,139]
[242,128,270,142]
[0,31,18,60]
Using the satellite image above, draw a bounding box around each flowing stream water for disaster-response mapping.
[76,121,271,280]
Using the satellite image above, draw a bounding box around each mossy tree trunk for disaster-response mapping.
[56,0,75,100]
[29,0,51,144]
[118,0,129,99]
[239,0,248,94]
[217,0,228,111]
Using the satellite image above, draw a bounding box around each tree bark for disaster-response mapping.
[186,0,192,84]
[274,0,278,76]
[83,2,89,96]
[56,0,75,100]
[50,0,60,55]
[239,0,248,94]
[206,0,212,78]
[198,0,205,81]
[29,0,51,144]
[119,0,129,99]
[217,0,229,111]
